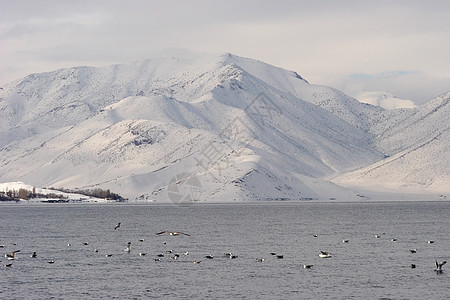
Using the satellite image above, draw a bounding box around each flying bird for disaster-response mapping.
[114,223,121,230]
[157,231,190,236]
[5,250,20,260]
[319,251,332,258]
[435,260,447,273]
[303,264,313,269]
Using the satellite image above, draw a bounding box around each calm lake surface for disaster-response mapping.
[1,201,449,299]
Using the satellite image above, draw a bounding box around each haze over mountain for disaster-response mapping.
[356,91,416,110]
[0,53,448,202]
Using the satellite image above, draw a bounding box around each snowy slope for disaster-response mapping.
[332,92,450,193]
[0,53,448,201]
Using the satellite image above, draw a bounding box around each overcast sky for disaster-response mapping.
[1,0,449,104]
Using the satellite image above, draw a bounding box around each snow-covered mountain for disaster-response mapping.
[356,91,416,110]
[0,53,448,201]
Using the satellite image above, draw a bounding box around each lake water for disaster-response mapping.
[0,201,449,299]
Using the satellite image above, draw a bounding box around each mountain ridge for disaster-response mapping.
[0,53,448,201]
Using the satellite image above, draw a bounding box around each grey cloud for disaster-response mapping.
[1,0,449,104]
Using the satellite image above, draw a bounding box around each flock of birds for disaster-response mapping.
[1,223,447,274]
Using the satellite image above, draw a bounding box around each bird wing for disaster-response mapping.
[157,230,168,235]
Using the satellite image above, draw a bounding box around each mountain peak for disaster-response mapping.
[0,53,447,201]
